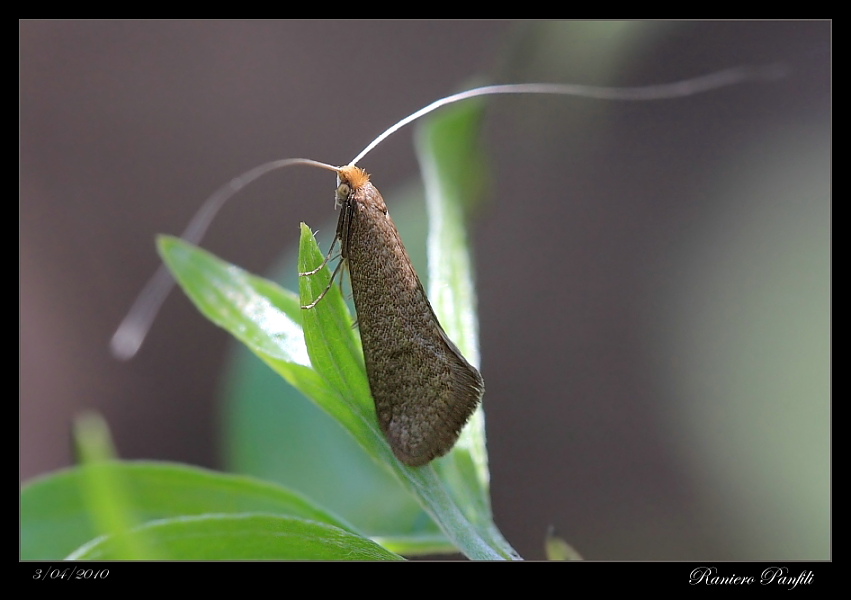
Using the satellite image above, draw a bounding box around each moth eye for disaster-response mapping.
[336,183,351,201]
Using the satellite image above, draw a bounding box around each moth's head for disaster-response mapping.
[336,165,370,205]
[338,165,370,189]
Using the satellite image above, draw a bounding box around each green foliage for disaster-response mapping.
[22,461,374,560]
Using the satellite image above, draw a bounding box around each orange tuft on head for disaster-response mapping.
[338,165,371,190]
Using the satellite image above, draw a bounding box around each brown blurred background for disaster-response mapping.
[21,21,829,560]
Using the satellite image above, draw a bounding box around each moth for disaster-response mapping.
[311,165,484,466]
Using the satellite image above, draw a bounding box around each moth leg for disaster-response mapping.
[299,236,339,276]
[301,257,346,310]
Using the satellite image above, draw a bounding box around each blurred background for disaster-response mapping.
[21,21,829,560]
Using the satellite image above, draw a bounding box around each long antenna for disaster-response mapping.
[111,63,785,360]
[348,63,785,166]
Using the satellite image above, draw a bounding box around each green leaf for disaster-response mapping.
[296,225,385,455]
[21,461,358,560]
[67,514,402,561]
[416,91,493,525]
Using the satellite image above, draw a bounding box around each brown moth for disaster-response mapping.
[318,165,484,467]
